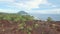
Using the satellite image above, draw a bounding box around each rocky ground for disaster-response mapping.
[0,20,60,34]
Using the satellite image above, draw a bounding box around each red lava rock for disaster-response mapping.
[0,20,60,34]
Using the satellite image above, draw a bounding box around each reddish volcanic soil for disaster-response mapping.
[0,20,60,34]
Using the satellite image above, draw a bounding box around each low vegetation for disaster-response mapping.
[0,13,34,21]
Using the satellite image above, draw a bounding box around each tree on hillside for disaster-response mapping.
[47,17,53,22]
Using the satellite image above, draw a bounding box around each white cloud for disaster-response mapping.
[0,9,16,13]
[0,0,54,10]
[0,0,51,10]
[9,0,43,10]
[13,0,56,10]
[0,0,15,2]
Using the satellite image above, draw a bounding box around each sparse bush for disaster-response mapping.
[18,22,26,30]
[47,17,53,22]
[33,23,39,29]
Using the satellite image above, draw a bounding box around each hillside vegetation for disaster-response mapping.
[0,11,34,21]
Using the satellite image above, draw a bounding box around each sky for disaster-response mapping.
[0,0,60,14]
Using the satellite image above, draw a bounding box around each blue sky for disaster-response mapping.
[0,0,60,14]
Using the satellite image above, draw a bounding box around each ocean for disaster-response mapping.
[31,14,60,21]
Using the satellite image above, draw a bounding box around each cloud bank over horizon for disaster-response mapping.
[0,0,60,14]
